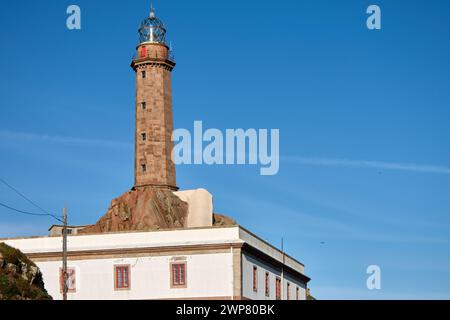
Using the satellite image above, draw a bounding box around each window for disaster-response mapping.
[171,263,186,288]
[141,164,147,173]
[287,282,290,300]
[252,266,258,292]
[276,277,281,300]
[141,101,146,110]
[59,268,76,293]
[141,132,147,141]
[296,287,299,301]
[265,272,270,297]
[114,265,130,290]
[141,70,146,78]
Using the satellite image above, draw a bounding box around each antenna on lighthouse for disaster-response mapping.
[150,1,156,18]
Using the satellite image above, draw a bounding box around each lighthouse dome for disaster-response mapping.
[138,7,166,44]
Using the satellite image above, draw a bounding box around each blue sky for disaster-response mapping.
[1,0,450,299]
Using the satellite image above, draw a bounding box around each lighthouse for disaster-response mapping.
[131,6,177,190]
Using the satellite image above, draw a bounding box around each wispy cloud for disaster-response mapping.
[284,156,450,175]
[0,130,132,149]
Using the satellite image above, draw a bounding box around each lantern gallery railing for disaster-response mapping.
[131,50,175,63]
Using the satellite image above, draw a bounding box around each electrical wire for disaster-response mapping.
[0,177,54,216]
[0,201,63,223]
[0,177,63,223]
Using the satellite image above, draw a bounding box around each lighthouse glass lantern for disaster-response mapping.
[138,8,167,44]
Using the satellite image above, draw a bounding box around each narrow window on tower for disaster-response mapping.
[141,70,146,78]
[171,262,187,288]
[141,132,147,141]
[141,164,147,173]
[296,287,300,301]
[252,266,258,292]
[141,101,146,110]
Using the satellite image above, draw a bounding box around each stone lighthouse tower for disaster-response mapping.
[131,6,177,190]
[79,6,215,235]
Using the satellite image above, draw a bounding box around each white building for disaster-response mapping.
[1,225,309,300]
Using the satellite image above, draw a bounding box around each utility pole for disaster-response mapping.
[62,207,68,301]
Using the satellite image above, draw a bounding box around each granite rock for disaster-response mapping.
[80,187,189,234]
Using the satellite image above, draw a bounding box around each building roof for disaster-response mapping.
[47,224,92,231]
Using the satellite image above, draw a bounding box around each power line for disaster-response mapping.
[0,177,69,301]
[0,201,63,223]
[0,177,54,216]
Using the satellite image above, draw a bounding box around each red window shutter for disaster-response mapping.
[124,266,129,288]
[68,269,76,290]
[172,264,179,286]
[116,267,120,288]
[172,264,177,286]
[180,264,185,285]
[71,274,76,289]
[141,46,147,58]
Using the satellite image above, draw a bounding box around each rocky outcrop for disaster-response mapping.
[80,187,189,233]
[213,213,236,226]
[80,186,238,234]
[0,243,52,300]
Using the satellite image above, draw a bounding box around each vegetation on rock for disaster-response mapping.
[0,243,52,300]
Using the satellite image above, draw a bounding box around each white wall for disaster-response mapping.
[174,189,213,228]
[38,252,233,300]
[242,253,307,300]
[3,227,242,254]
